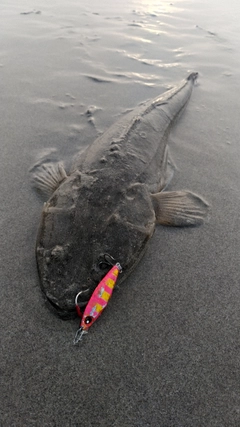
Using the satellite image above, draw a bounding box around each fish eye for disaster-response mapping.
[98,253,116,270]
[98,261,109,270]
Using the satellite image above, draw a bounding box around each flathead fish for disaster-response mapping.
[34,72,208,318]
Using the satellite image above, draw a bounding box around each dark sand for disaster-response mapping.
[1,1,240,426]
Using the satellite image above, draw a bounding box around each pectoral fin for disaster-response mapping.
[32,162,68,198]
[151,190,209,226]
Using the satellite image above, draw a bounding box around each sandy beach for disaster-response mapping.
[1,1,240,426]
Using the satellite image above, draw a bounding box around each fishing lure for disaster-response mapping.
[73,262,122,344]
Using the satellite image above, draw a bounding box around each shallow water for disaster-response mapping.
[1,1,240,426]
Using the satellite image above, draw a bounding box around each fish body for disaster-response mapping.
[34,72,208,318]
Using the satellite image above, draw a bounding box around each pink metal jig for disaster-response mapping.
[73,262,122,344]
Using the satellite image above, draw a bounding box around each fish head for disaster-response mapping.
[36,172,155,318]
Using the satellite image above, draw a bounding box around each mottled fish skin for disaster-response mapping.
[36,72,207,318]
[75,72,198,193]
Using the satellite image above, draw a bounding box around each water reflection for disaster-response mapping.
[138,0,184,14]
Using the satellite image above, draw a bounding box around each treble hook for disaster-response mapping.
[74,289,90,318]
[73,327,88,345]
[75,291,84,306]
[73,290,90,344]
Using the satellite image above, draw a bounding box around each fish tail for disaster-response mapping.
[187,72,198,82]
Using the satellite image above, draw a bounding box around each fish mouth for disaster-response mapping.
[44,287,93,320]
[44,295,78,319]
[40,254,120,319]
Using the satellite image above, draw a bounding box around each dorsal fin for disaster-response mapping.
[32,162,68,199]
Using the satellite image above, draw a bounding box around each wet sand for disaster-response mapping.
[1,1,240,426]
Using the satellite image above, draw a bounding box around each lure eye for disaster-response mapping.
[84,316,93,325]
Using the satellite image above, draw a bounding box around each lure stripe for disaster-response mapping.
[101,290,111,302]
[106,278,115,288]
